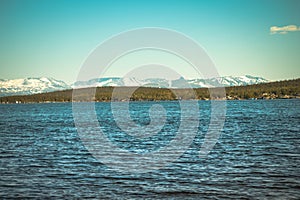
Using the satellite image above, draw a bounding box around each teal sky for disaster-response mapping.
[0,0,299,83]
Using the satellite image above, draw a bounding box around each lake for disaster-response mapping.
[0,100,299,199]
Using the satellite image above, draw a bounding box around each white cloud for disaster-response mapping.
[270,25,300,34]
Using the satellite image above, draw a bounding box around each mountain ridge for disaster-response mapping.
[72,75,268,88]
[0,75,268,97]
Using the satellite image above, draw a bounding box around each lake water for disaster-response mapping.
[0,100,299,199]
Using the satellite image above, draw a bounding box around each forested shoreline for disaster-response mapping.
[1,78,299,103]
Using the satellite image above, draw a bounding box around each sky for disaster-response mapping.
[0,0,300,83]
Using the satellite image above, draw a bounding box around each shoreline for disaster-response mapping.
[1,98,299,105]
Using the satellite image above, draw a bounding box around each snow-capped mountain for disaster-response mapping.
[0,75,268,97]
[0,77,70,97]
[185,75,268,88]
[72,77,172,88]
[73,75,268,89]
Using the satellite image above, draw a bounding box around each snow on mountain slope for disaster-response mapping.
[72,77,122,88]
[187,75,268,88]
[0,77,70,97]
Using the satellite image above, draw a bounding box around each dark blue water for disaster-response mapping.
[1,100,299,199]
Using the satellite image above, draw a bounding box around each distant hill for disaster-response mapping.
[0,75,268,97]
[0,78,299,103]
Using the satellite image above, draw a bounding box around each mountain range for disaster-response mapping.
[0,75,268,97]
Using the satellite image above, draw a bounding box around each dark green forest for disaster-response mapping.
[1,78,299,103]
